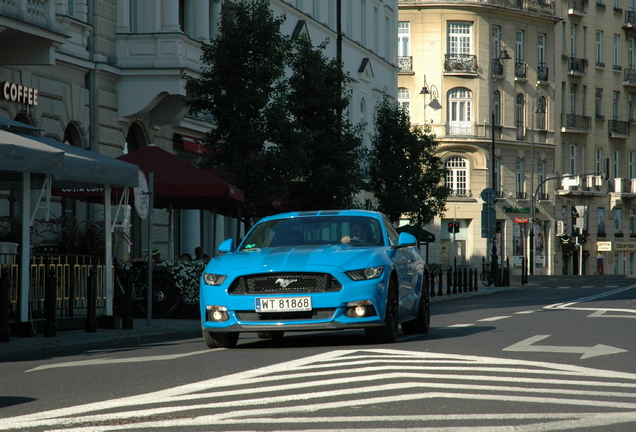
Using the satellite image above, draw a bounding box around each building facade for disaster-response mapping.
[398,0,560,275]
[1,0,398,260]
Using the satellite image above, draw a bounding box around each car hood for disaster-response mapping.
[207,244,386,274]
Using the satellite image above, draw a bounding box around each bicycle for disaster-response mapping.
[480,263,494,287]
[113,257,181,319]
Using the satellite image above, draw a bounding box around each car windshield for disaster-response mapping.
[240,216,384,250]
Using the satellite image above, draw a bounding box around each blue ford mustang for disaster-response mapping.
[199,210,430,348]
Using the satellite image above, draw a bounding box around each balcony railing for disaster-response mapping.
[399,0,556,16]
[492,58,504,76]
[624,68,636,86]
[444,54,478,74]
[398,56,413,72]
[568,0,588,15]
[447,189,473,198]
[609,120,631,137]
[561,113,592,132]
[537,63,549,82]
[563,56,588,75]
[515,61,527,79]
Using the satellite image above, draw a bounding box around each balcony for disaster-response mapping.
[398,56,413,73]
[560,113,592,133]
[568,0,588,16]
[623,68,636,87]
[515,61,527,81]
[596,1,606,9]
[492,58,504,79]
[444,54,478,75]
[624,11,636,38]
[447,189,473,198]
[608,120,630,138]
[563,56,588,76]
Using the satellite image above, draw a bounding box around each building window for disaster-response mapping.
[515,93,525,140]
[536,96,547,129]
[398,88,410,113]
[614,150,621,178]
[516,30,525,61]
[630,151,635,179]
[445,156,468,196]
[570,83,578,114]
[613,91,620,120]
[571,24,578,57]
[598,207,606,235]
[538,161,546,197]
[494,91,501,125]
[398,22,410,57]
[516,159,524,196]
[629,38,635,68]
[595,88,603,119]
[448,22,472,55]
[614,34,621,69]
[629,93,636,122]
[596,31,603,66]
[448,88,472,135]
[570,145,578,174]
[595,148,603,174]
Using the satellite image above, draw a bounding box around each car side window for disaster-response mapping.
[383,218,399,246]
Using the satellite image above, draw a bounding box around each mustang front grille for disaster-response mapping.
[228,272,342,294]
[236,309,336,321]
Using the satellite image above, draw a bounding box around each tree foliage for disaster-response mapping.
[369,94,449,225]
[286,35,366,210]
[185,0,365,212]
[185,0,292,206]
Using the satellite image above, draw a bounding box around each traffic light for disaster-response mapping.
[453,222,460,233]
[447,222,454,233]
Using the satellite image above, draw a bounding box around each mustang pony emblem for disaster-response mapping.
[275,278,298,288]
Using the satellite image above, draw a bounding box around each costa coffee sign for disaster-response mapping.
[2,81,39,106]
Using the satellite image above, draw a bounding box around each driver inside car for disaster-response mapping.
[341,222,367,244]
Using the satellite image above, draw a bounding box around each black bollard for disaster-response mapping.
[473,268,478,291]
[446,267,452,295]
[85,268,97,333]
[430,268,436,297]
[452,267,458,294]
[424,268,430,299]
[0,267,10,342]
[468,268,474,292]
[122,270,134,330]
[437,268,443,296]
[45,268,57,338]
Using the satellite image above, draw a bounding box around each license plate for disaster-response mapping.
[255,297,312,313]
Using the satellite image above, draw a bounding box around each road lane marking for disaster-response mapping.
[544,286,636,319]
[25,349,214,373]
[477,316,511,322]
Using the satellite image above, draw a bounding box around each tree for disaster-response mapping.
[185,0,292,208]
[369,94,449,226]
[286,35,366,210]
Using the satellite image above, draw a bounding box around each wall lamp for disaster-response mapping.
[420,75,442,110]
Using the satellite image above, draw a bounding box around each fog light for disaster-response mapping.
[206,305,229,322]
[345,300,376,318]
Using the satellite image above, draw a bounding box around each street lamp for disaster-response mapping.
[420,75,441,123]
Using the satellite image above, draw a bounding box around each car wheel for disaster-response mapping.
[402,279,430,335]
[365,278,399,343]
[202,331,239,348]
[256,331,285,340]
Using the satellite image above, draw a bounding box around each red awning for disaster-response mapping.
[55,145,244,213]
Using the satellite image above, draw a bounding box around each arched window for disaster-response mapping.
[126,122,147,154]
[445,156,469,196]
[535,96,547,130]
[448,88,472,135]
[398,87,410,113]
[515,93,525,140]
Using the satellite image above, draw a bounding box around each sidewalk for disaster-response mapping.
[0,280,527,357]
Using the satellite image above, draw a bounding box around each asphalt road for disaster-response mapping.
[1,275,635,431]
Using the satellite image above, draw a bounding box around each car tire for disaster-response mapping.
[203,331,239,348]
[401,279,430,335]
[365,278,399,343]
[256,331,285,340]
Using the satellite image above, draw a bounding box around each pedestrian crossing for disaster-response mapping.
[2,348,636,431]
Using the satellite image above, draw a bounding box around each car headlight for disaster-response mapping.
[203,273,227,286]
[345,266,384,281]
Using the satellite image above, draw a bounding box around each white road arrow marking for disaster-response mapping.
[503,335,627,360]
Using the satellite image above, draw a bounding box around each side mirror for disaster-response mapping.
[218,238,235,253]
[397,232,417,247]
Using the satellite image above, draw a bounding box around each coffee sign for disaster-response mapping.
[2,81,39,106]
